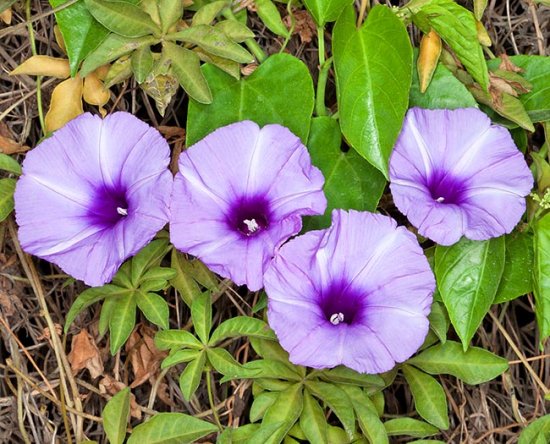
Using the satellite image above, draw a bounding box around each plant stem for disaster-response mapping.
[26,0,46,135]
[315,57,332,117]
[357,0,370,27]
[206,369,223,432]
[317,26,325,66]
[223,8,267,63]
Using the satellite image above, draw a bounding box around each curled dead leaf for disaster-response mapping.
[125,325,167,389]
[45,76,84,133]
[53,25,67,55]
[68,330,104,379]
[83,72,110,116]
[499,54,523,73]
[10,56,70,79]
[284,10,315,44]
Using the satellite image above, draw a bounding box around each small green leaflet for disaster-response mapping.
[534,213,550,343]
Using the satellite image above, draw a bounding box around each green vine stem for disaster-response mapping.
[26,0,46,135]
[206,368,224,432]
[316,57,332,117]
[223,8,267,63]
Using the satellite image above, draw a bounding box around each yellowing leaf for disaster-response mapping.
[417,30,442,93]
[45,76,84,133]
[54,25,67,55]
[83,72,110,116]
[10,56,70,79]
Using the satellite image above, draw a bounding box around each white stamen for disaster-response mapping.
[330,312,345,325]
[243,218,259,233]
[117,207,128,216]
[435,196,445,203]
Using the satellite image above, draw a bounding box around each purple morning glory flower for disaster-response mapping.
[264,209,434,374]
[15,112,172,287]
[389,107,533,246]
[170,121,326,291]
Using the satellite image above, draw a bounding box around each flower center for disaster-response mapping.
[87,187,129,228]
[426,170,466,205]
[319,282,365,326]
[229,196,270,237]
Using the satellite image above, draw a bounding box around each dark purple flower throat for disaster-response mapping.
[229,196,270,237]
[87,186,129,228]
[319,282,365,326]
[426,170,466,205]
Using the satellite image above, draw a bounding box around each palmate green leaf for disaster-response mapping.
[104,57,132,87]
[215,21,255,43]
[303,0,352,26]
[427,301,449,343]
[64,285,130,331]
[435,237,505,349]
[256,383,304,444]
[250,391,278,422]
[237,359,302,382]
[384,418,438,438]
[314,366,385,391]
[131,45,154,83]
[85,0,161,38]
[99,297,116,335]
[206,347,250,377]
[130,238,170,285]
[0,178,15,222]
[534,213,550,342]
[194,47,241,80]
[154,329,203,351]
[254,0,290,37]
[158,0,183,33]
[168,25,253,63]
[127,412,217,444]
[340,385,388,444]
[402,365,449,430]
[192,0,228,26]
[109,291,137,354]
[410,52,477,110]
[0,154,21,175]
[495,232,534,303]
[191,292,212,343]
[305,381,355,438]
[50,0,109,76]
[179,350,206,400]
[80,33,158,77]
[518,414,550,444]
[187,53,314,145]
[170,250,202,307]
[140,266,177,282]
[209,316,276,346]
[135,291,169,329]
[407,341,508,385]
[300,389,328,444]
[102,387,130,444]
[488,55,550,123]
[244,422,287,444]
[305,117,386,230]
[333,5,412,178]
[217,424,261,444]
[411,0,489,91]
[160,349,200,369]
[163,42,212,104]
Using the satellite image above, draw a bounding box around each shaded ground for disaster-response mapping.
[0,0,549,443]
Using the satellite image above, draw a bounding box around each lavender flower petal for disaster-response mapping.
[389,107,533,245]
[264,209,434,374]
[15,112,172,286]
[170,121,326,291]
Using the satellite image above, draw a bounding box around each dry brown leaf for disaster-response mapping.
[0,291,15,317]
[0,135,29,154]
[489,73,518,97]
[284,10,316,44]
[241,63,258,77]
[99,376,142,419]
[68,330,104,379]
[125,325,167,389]
[37,324,63,342]
[0,8,12,25]
[45,76,84,133]
[10,56,70,79]
[53,25,67,55]
[499,54,523,73]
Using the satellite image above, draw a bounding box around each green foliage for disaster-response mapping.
[427,301,449,344]
[254,0,290,37]
[0,178,16,222]
[0,153,22,175]
[65,238,173,354]
[127,412,217,443]
[305,116,386,229]
[384,418,439,438]
[187,53,315,145]
[300,390,328,444]
[409,0,489,91]
[302,0,352,26]
[170,250,217,307]
[50,0,109,75]
[407,341,508,384]
[102,387,130,444]
[518,414,550,444]
[534,213,550,342]
[495,232,534,303]
[402,365,449,430]
[435,237,505,349]
[333,5,412,178]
